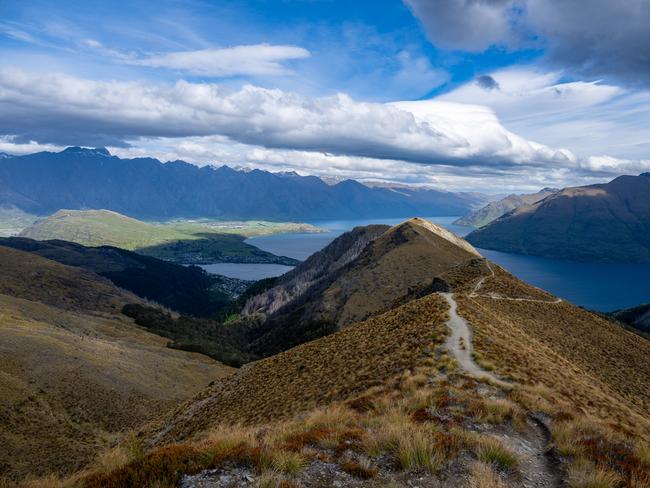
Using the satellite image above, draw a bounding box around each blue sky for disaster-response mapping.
[0,0,540,99]
[0,0,649,192]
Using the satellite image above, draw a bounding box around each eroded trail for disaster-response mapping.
[441,262,564,487]
[441,292,510,387]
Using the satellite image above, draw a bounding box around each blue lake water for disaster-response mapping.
[204,216,650,312]
[200,263,295,281]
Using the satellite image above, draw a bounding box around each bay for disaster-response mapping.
[203,216,650,312]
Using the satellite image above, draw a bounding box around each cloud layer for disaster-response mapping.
[0,67,580,169]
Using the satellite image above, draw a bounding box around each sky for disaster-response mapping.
[0,0,649,193]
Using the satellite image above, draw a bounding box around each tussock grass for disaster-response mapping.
[254,473,297,488]
[396,429,446,473]
[95,433,145,475]
[267,451,308,475]
[469,461,508,488]
[568,459,622,488]
[474,437,517,471]
[635,441,650,468]
[469,398,517,424]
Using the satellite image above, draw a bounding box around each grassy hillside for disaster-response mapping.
[19,209,310,265]
[50,257,650,488]
[8,221,650,488]
[248,218,479,331]
[0,247,233,481]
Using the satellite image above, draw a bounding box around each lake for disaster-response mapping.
[203,216,650,312]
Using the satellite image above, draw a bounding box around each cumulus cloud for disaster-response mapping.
[405,0,650,85]
[0,67,579,169]
[85,41,310,77]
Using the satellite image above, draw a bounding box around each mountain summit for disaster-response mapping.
[245,218,480,331]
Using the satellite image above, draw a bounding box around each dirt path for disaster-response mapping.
[470,261,562,304]
[441,292,510,387]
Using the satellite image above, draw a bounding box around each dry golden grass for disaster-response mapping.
[473,436,518,471]
[0,246,139,313]
[35,350,522,488]
[469,461,508,488]
[456,289,650,441]
[144,293,448,446]
[568,459,622,488]
[285,218,479,327]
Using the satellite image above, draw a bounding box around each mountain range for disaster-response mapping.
[0,147,485,220]
[466,173,650,262]
[453,187,558,228]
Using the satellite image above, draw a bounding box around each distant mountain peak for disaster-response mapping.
[61,146,111,157]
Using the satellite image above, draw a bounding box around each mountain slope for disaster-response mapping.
[466,173,650,262]
[0,147,481,220]
[0,247,233,481]
[242,224,391,316]
[611,302,650,334]
[19,209,299,265]
[454,188,558,228]
[247,218,480,332]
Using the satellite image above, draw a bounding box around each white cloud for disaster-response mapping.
[0,135,62,155]
[0,67,584,169]
[107,135,609,193]
[440,68,650,164]
[84,41,310,77]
